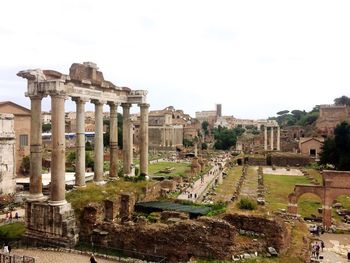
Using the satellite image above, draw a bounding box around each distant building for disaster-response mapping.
[299,137,324,159]
[315,104,350,136]
[0,101,31,175]
[42,112,51,124]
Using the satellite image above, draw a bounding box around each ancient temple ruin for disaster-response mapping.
[18,62,149,246]
[0,113,16,194]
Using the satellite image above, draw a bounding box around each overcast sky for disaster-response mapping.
[0,0,349,119]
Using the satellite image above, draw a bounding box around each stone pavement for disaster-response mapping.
[311,233,350,263]
[12,248,121,263]
[177,163,222,202]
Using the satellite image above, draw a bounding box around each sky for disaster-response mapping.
[0,0,349,119]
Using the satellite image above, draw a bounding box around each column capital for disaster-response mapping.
[121,102,132,108]
[138,103,150,108]
[107,101,120,107]
[72,97,89,103]
[28,94,44,100]
[50,92,68,100]
[91,99,106,105]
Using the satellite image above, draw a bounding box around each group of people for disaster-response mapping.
[311,240,325,259]
[4,211,19,222]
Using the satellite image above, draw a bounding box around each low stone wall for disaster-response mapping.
[247,157,267,166]
[82,217,237,262]
[222,214,291,253]
[268,153,310,167]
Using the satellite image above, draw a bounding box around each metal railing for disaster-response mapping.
[0,253,34,263]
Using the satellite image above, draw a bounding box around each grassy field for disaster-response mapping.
[148,161,191,177]
[0,222,25,239]
[67,179,154,213]
[264,174,322,218]
[213,166,242,202]
[305,169,323,184]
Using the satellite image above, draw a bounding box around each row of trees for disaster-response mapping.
[270,95,350,128]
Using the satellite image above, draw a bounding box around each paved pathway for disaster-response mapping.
[12,248,121,263]
[311,233,350,263]
[177,162,223,202]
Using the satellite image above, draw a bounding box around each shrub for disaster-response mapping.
[238,197,257,210]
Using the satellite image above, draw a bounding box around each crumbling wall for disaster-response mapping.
[222,214,291,253]
[83,217,237,262]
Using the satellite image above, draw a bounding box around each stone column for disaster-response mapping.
[28,95,45,201]
[264,126,267,151]
[270,127,274,150]
[50,94,67,206]
[108,102,118,178]
[72,97,87,187]
[287,203,298,214]
[323,205,332,228]
[122,103,132,176]
[277,126,281,151]
[139,103,149,176]
[92,100,105,184]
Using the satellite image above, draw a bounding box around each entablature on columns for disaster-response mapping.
[17,62,148,105]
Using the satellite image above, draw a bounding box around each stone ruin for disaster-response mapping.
[0,113,16,195]
[78,194,291,262]
[17,62,149,246]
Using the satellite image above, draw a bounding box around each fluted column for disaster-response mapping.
[122,103,132,176]
[139,103,149,176]
[73,97,87,187]
[92,100,105,184]
[277,126,281,151]
[270,127,274,150]
[264,126,267,151]
[28,95,45,202]
[50,94,67,206]
[108,102,118,178]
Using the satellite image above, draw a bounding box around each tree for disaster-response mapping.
[42,123,51,133]
[213,126,244,150]
[201,121,209,135]
[319,121,350,170]
[277,110,289,115]
[334,95,350,106]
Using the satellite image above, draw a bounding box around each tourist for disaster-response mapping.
[15,212,19,220]
[315,242,320,259]
[321,240,325,252]
[90,254,97,263]
[8,244,11,254]
[3,244,9,254]
[9,212,12,222]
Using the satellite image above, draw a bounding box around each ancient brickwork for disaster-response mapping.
[222,214,291,253]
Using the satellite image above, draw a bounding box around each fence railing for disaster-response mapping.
[0,252,35,263]
[8,239,166,263]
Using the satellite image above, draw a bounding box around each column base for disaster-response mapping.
[94,180,106,185]
[25,201,78,247]
[27,193,47,202]
[49,199,68,206]
[73,184,87,189]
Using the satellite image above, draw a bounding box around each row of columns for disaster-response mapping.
[28,93,149,206]
[264,126,280,151]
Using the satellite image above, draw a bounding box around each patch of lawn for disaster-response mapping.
[148,162,190,177]
[213,166,241,202]
[305,169,322,184]
[264,174,321,217]
[66,178,154,213]
[0,222,25,239]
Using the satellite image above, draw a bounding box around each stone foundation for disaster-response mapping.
[25,201,78,247]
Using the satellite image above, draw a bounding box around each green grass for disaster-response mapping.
[213,166,242,202]
[66,178,154,213]
[305,169,323,184]
[148,161,190,177]
[264,174,321,217]
[0,222,25,239]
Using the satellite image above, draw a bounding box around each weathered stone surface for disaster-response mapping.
[222,214,291,253]
[25,202,78,247]
[0,113,16,194]
[81,216,236,262]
